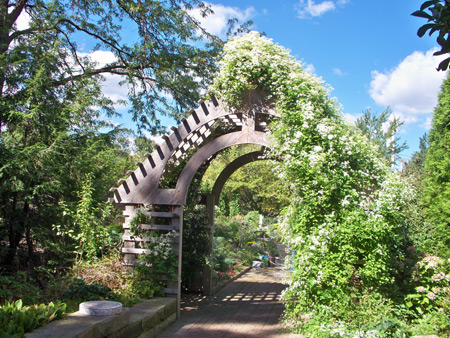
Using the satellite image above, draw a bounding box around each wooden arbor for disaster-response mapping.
[109,90,278,316]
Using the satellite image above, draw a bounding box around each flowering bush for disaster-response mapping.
[212,32,422,336]
[406,254,450,315]
[129,210,179,289]
[136,230,179,282]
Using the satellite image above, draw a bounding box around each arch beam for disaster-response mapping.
[211,151,266,205]
[143,130,271,205]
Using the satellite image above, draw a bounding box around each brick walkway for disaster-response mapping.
[159,266,298,338]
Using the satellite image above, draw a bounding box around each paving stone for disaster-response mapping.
[159,265,302,337]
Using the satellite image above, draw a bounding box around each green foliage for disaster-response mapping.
[54,174,120,262]
[405,133,428,177]
[229,191,242,217]
[355,107,408,167]
[412,0,450,71]
[135,231,179,283]
[202,145,291,217]
[212,32,427,336]
[182,204,212,290]
[0,300,66,337]
[243,211,260,227]
[126,270,164,299]
[0,273,43,306]
[404,254,450,317]
[422,72,450,258]
[61,278,113,302]
[212,212,270,278]
[411,311,450,336]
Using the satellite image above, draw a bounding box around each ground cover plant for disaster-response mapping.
[212,31,450,337]
[0,300,66,338]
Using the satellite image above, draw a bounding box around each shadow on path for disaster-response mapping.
[159,266,294,337]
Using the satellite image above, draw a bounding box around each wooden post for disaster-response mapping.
[171,205,183,318]
[203,194,215,296]
[122,204,138,269]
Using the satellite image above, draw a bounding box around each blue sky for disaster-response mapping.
[73,0,447,161]
[190,0,447,161]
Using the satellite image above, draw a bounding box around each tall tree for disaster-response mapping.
[422,72,450,258]
[406,132,428,175]
[0,0,226,271]
[355,107,408,167]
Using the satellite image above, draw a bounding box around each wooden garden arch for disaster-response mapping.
[109,90,278,316]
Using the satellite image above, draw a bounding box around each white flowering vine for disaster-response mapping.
[211,32,423,336]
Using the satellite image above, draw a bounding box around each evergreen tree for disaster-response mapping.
[423,72,450,258]
[355,107,408,167]
[407,133,429,174]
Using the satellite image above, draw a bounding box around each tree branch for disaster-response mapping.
[57,18,132,62]
[7,0,27,26]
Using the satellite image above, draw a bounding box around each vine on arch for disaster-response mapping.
[212,32,419,336]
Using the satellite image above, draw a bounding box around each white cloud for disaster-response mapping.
[15,11,30,30]
[333,68,344,76]
[305,63,316,74]
[420,116,433,130]
[190,3,255,38]
[78,50,130,108]
[296,0,349,19]
[369,49,447,122]
[8,6,30,31]
[85,50,118,65]
[343,112,359,125]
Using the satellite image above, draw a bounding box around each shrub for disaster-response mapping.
[411,311,450,336]
[62,278,113,302]
[72,252,129,292]
[405,254,450,317]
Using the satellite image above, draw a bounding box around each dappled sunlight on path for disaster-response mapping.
[159,264,302,337]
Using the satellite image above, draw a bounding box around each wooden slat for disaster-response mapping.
[122,235,180,244]
[124,208,180,218]
[122,224,180,231]
[121,261,152,267]
[122,248,151,254]
[148,211,181,218]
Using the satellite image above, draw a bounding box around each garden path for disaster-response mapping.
[159,250,303,338]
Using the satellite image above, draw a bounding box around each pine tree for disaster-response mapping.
[423,72,450,258]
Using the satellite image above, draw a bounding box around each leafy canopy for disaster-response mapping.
[0,0,222,133]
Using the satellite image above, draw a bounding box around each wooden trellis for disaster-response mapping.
[109,90,278,317]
